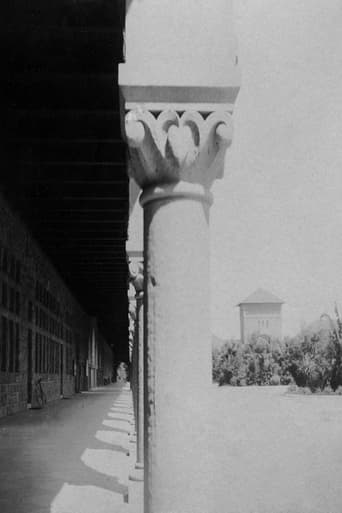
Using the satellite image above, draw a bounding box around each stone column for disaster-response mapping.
[124,109,234,513]
[134,290,144,472]
[129,261,144,479]
[119,3,240,511]
[128,332,134,386]
[128,302,137,430]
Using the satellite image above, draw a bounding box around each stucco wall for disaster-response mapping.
[0,193,113,417]
[240,303,282,342]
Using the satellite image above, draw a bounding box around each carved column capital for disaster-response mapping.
[129,260,144,296]
[125,109,233,193]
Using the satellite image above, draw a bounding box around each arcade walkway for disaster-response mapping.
[2,384,342,513]
[0,383,134,513]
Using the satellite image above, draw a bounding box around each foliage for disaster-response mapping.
[213,309,342,392]
[284,316,342,392]
[212,335,291,387]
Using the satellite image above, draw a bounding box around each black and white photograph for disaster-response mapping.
[1,1,342,512]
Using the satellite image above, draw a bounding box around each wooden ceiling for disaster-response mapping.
[1,0,129,360]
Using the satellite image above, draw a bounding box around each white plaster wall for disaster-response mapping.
[242,304,282,340]
[125,0,236,84]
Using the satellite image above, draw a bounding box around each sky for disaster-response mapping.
[210,0,342,339]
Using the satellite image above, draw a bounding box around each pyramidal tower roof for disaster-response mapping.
[238,288,284,306]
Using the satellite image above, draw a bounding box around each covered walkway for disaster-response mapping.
[3,384,342,513]
[1,1,242,512]
[0,383,134,513]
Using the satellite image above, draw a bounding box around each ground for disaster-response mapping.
[0,383,133,513]
[1,384,342,513]
[211,385,342,513]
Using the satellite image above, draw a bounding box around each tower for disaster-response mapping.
[238,288,284,343]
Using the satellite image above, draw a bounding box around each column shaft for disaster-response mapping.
[143,185,213,513]
[132,331,138,433]
[136,292,144,469]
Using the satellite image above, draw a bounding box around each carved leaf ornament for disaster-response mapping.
[129,260,144,294]
[125,109,233,189]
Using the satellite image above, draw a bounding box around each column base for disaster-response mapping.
[128,466,144,511]
[129,465,144,482]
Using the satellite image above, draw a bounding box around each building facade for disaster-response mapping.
[238,289,284,343]
[0,193,114,418]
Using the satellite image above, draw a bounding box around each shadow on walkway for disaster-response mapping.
[0,383,132,513]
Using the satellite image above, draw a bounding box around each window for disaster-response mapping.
[28,301,33,323]
[15,324,20,373]
[2,282,8,309]
[56,343,60,374]
[66,345,73,375]
[15,291,20,316]
[35,333,45,374]
[45,337,48,373]
[35,333,39,372]
[42,337,46,373]
[9,287,15,313]
[2,249,8,274]
[53,343,57,375]
[8,320,14,372]
[1,317,7,372]
[39,335,42,373]
[9,256,15,280]
[15,260,21,284]
[48,339,51,373]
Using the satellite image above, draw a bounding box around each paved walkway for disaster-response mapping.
[3,383,342,513]
[0,383,135,513]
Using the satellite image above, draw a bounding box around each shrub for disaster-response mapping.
[213,316,342,392]
[283,318,342,392]
[212,335,288,386]
[270,374,280,386]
